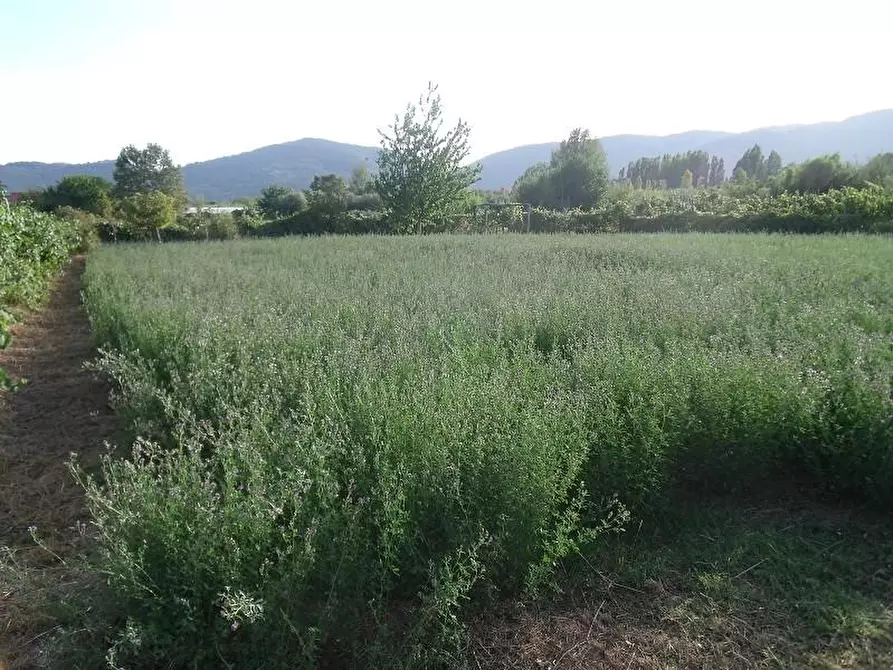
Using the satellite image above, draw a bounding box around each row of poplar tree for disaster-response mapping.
[619,146,784,189]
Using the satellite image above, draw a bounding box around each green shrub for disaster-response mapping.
[117,192,177,241]
[517,186,893,235]
[257,185,307,219]
[239,185,893,238]
[257,209,390,236]
[0,202,79,306]
[176,211,240,241]
[42,174,114,215]
[0,200,79,389]
[56,205,101,251]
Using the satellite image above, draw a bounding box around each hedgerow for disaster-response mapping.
[0,199,79,389]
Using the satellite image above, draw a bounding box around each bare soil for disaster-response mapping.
[0,257,114,668]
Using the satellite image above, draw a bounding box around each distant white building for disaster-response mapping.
[184,206,244,215]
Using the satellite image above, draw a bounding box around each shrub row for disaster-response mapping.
[83,186,893,243]
[0,201,80,389]
[0,202,80,306]
[249,186,893,237]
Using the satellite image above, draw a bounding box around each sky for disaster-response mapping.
[2,0,892,165]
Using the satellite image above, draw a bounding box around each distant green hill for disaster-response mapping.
[3,110,892,200]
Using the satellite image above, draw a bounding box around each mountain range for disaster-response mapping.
[3,110,892,201]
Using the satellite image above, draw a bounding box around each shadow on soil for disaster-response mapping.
[474,491,893,669]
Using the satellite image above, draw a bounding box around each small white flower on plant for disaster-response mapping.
[219,587,265,632]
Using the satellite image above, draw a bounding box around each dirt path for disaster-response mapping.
[0,257,114,667]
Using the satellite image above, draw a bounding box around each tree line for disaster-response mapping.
[619,151,727,188]
[17,82,893,239]
[19,143,187,242]
[20,82,486,239]
[615,143,893,195]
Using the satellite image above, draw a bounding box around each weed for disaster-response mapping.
[75,233,893,667]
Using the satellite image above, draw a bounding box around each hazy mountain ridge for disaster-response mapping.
[0,139,380,202]
[183,138,380,201]
[475,111,893,189]
[0,160,117,190]
[3,110,891,200]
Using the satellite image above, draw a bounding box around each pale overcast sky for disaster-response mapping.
[2,0,891,165]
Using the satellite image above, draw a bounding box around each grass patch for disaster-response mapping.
[604,496,892,651]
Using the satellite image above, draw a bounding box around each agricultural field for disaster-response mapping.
[66,233,893,668]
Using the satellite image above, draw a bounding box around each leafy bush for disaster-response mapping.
[0,199,79,389]
[346,191,382,211]
[256,209,390,236]
[0,308,22,391]
[860,153,893,188]
[56,205,101,251]
[174,211,240,241]
[239,185,893,238]
[41,175,114,216]
[0,202,79,307]
[117,192,177,241]
[257,185,306,219]
[774,154,860,193]
[516,186,893,234]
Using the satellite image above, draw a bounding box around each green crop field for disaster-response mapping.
[77,234,893,668]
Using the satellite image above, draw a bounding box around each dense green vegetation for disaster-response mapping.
[620,150,727,188]
[76,234,893,667]
[201,182,893,237]
[620,145,893,194]
[518,183,893,234]
[0,197,79,389]
[14,84,893,242]
[511,128,610,209]
[376,83,480,232]
[38,174,114,216]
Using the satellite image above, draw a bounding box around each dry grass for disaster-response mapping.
[0,258,115,669]
[472,497,893,669]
